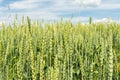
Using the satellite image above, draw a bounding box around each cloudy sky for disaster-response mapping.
[0,0,120,23]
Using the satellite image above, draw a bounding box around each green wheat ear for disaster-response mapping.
[27,16,31,35]
[89,16,92,24]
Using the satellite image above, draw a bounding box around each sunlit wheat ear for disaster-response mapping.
[63,53,67,80]
[89,63,94,80]
[99,38,105,80]
[49,35,53,67]
[54,55,59,80]
[17,37,24,80]
[29,37,36,80]
[107,31,113,80]
[40,32,46,80]
[47,68,50,80]
[40,55,45,80]
[48,67,55,80]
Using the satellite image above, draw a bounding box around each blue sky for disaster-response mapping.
[0,0,120,23]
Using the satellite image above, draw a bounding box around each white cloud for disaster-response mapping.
[4,10,59,23]
[62,16,89,23]
[93,18,120,23]
[48,0,78,11]
[75,0,101,7]
[71,16,88,22]
[98,3,120,9]
[8,0,80,21]
[9,0,40,9]
[84,3,120,10]
[93,18,111,23]
[0,6,8,11]
[103,0,120,4]
[9,0,78,11]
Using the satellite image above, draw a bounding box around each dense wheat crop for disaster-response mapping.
[0,17,120,80]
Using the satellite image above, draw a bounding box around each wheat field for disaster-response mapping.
[0,17,120,80]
